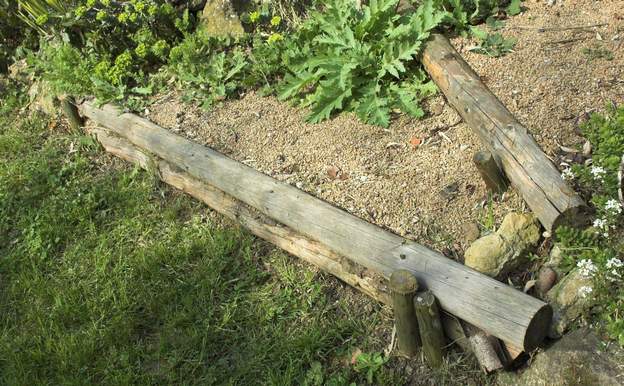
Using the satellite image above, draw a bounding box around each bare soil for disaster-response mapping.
[148,0,623,258]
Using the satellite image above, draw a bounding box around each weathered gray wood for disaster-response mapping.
[422,34,588,231]
[464,323,504,373]
[473,151,508,195]
[414,291,446,368]
[390,270,421,357]
[91,126,392,304]
[60,96,83,131]
[88,126,522,362]
[79,101,552,351]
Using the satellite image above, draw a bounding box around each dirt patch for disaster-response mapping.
[147,0,622,254]
[147,94,524,252]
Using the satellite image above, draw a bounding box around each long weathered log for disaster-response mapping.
[421,34,588,231]
[89,126,520,365]
[79,102,551,351]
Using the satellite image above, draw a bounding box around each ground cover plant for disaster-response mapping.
[11,0,521,126]
[0,78,423,385]
[557,104,624,345]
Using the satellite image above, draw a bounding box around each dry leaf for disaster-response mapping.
[350,348,363,365]
[327,166,339,180]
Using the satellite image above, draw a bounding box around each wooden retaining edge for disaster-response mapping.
[422,34,588,232]
[79,102,551,351]
[88,126,518,365]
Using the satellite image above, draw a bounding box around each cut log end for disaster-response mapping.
[523,303,553,351]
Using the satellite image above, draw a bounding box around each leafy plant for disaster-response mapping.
[556,104,624,346]
[26,0,189,106]
[353,352,389,384]
[582,45,614,61]
[276,0,446,127]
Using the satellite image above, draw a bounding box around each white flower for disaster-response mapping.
[578,285,593,298]
[577,259,598,278]
[605,199,623,214]
[593,218,608,230]
[591,166,606,180]
[606,258,624,269]
[561,168,575,181]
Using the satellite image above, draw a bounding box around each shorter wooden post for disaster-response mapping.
[414,291,446,368]
[463,323,504,373]
[59,96,83,131]
[389,270,420,357]
[473,151,508,195]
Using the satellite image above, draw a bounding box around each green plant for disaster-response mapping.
[353,352,388,384]
[582,45,614,61]
[276,0,447,127]
[27,0,189,106]
[556,104,624,346]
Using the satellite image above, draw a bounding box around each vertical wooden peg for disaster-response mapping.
[59,95,83,132]
[473,151,508,195]
[414,291,446,368]
[390,270,420,357]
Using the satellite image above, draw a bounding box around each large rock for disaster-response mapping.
[497,328,624,386]
[200,0,245,37]
[545,269,594,338]
[464,212,541,277]
[28,80,58,116]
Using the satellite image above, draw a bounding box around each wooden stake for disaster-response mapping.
[463,323,504,373]
[473,151,508,195]
[414,291,446,368]
[389,270,420,357]
[59,96,83,131]
[422,33,588,231]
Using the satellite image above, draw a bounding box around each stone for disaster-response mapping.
[536,267,557,295]
[28,80,58,116]
[461,222,481,245]
[464,212,540,277]
[497,328,624,386]
[545,269,594,338]
[200,0,245,37]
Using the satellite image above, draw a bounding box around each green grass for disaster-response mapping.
[0,79,487,385]
[0,80,407,385]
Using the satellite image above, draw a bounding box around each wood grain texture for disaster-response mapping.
[473,151,508,194]
[390,270,421,357]
[87,126,522,363]
[80,102,551,351]
[422,34,588,231]
[414,291,446,368]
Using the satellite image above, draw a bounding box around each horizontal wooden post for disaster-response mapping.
[88,126,523,365]
[79,101,551,351]
[422,33,588,231]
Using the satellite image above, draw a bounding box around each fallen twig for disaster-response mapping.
[511,23,608,32]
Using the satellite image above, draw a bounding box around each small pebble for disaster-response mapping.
[537,267,557,294]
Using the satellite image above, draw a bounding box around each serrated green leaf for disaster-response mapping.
[506,0,522,16]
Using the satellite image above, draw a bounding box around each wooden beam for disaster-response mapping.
[79,102,551,351]
[421,34,588,231]
[88,126,521,365]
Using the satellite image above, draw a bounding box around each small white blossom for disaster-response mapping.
[561,168,575,181]
[591,166,606,181]
[605,199,623,214]
[577,259,598,278]
[578,285,593,298]
[606,258,624,269]
[593,218,608,229]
